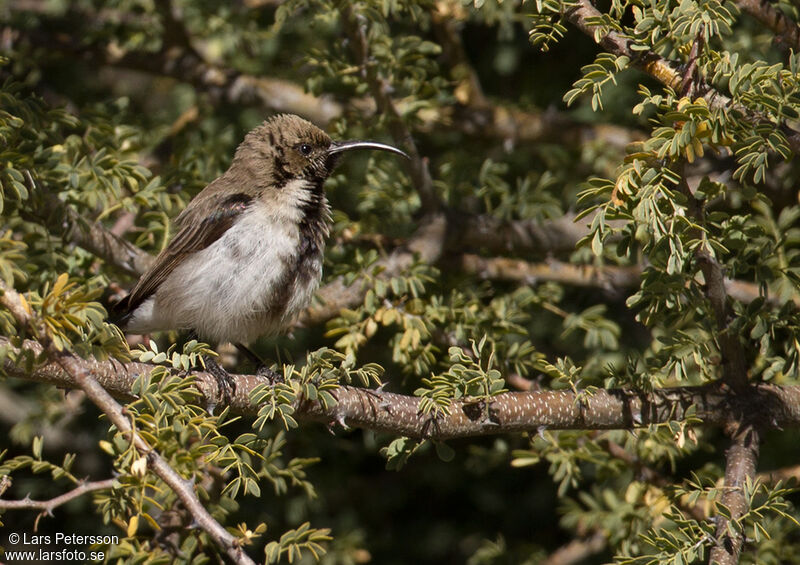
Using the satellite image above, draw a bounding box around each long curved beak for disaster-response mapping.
[328,140,409,159]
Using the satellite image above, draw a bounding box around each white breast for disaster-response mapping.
[126,187,324,344]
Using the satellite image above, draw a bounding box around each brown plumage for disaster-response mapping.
[112,114,406,347]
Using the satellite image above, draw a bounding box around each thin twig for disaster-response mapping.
[0,478,116,513]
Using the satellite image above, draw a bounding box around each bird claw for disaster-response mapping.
[202,355,236,411]
[256,365,284,385]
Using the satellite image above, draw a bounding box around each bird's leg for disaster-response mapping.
[202,354,236,411]
[186,331,236,410]
[234,343,284,385]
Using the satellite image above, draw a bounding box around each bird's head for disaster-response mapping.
[234,114,408,189]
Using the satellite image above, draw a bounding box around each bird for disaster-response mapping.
[112,114,407,396]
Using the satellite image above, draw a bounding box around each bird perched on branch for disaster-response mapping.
[112,114,407,396]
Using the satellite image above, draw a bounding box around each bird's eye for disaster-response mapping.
[299,143,313,156]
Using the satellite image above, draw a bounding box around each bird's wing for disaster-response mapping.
[113,192,253,322]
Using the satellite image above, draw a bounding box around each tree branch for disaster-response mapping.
[301,213,448,326]
[734,0,800,52]
[541,531,607,565]
[4,337,800,439]
[13,3,644,150]
[708,428,761,565]
[696,252,751,392]
[453,254,785,305]
[13,21,341,126]
[337,2,441,211]
[0,283,255,565]
[562,0,800,154]
[454,211,599,257]
[25,174,154,277]
[0,478,116,513]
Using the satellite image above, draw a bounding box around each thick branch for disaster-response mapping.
[454,254,782,305]
[734,0,800,52]
[708,428,760,565]
[4,338,800,439]
[454,211,597,257]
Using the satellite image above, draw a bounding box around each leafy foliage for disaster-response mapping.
[1,0,800,563]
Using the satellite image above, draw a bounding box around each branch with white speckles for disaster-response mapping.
[4,337,800,439]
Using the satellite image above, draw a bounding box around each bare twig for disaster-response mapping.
[681,31,705,97]
[0,478,115,513]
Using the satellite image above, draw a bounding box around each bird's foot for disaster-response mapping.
[202,354,236,412]
[256,364,284,386]
[234,342,284,386]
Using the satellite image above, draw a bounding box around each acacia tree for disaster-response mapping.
[1,0,800,563]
